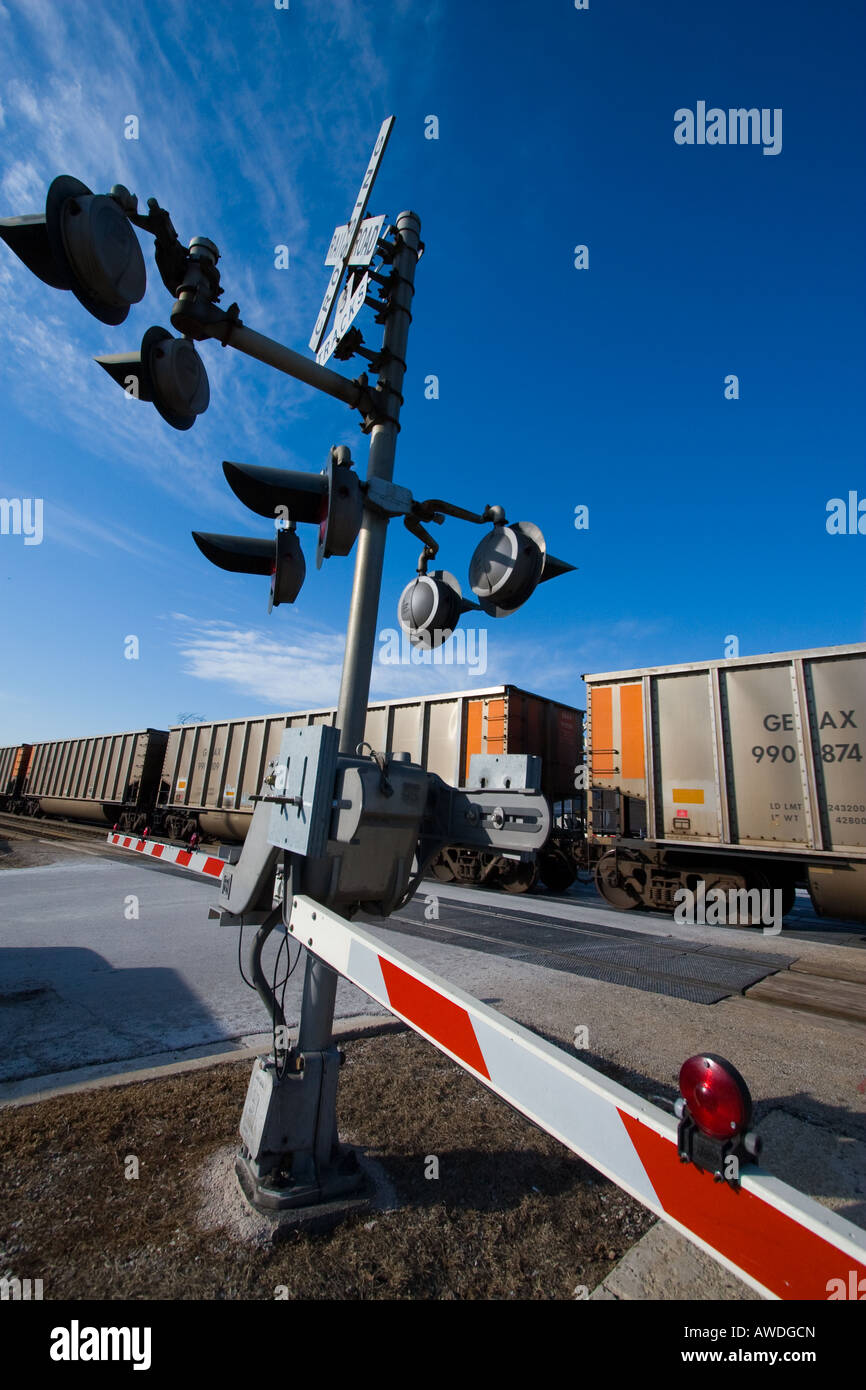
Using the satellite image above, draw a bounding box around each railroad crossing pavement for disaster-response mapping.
[1,839,864,1299]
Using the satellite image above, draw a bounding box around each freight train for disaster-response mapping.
[2,643,864,923]
[0,689,582,895]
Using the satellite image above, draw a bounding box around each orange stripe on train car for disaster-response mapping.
[464,699,483,784]
[591,687,614,777]
[620,684,645,781]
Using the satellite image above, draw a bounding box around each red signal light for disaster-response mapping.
[678,1053,752,1140]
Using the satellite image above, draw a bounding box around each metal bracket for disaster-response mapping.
[364,476,415,518]
[675,1105,761,1189]
[213,787,280,918]
[171,292,241,346]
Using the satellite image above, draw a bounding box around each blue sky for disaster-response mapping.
[0,0,863,743]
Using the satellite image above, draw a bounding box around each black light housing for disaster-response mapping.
[96,325,210,430]
[0,175,146,324]
[469,521,575,617]
[398,570,469,649]
[197,449,363,613]
[192,525,306,610]
[191,532,277,575]
[0,212,70,288]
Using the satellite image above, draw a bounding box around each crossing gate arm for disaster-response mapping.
[103,833,866,1300]
[288,892,866,1302]
[107,832,226,880]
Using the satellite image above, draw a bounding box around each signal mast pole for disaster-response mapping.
[336,210,421,752]
[297,208,421,1061]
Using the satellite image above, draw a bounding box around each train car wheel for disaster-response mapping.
[501,861,538,894]
[594,851,642,910]
[431,859,456,883]
[703,869,773,926]
[739,870,773,925]
[539,848,576,894]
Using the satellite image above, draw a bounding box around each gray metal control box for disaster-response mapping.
[267,724,340,858]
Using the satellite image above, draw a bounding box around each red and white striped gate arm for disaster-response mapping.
[107,832,225,880]
[288,892,866,1302]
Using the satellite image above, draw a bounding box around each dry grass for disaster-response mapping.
[0,1031,654,1301]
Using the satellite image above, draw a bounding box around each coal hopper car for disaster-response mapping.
[155,686,583,892]
[583,643,866,922]
[12,728,168,832]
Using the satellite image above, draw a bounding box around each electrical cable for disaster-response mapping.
[237,922,256,989]
[271,920,303,1081]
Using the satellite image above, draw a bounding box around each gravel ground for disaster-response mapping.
[0,1030,654,1301]
[0,833,80,872]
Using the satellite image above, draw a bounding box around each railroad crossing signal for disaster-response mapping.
[192,446,363,608]
[398,570,474,650]
[95,325,210,430]
[1,119,580,1229]
[14,125,859,1291]
[316,444,364,567]
[192,524,306,612]
[0,174,146,324]
[398,521,575,647]
[469,521,575,617]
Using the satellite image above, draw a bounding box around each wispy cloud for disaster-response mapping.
[46,502,178,562]
[172,612,604,713]
[0,0,442,518]
[175,615,346,709]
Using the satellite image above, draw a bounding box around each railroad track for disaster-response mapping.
[0,811,129,848]
[364,895,866,1026]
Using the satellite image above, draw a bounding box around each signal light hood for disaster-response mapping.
[0,212,71,289]
[222,460,328,524]
[191,532,277,575]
